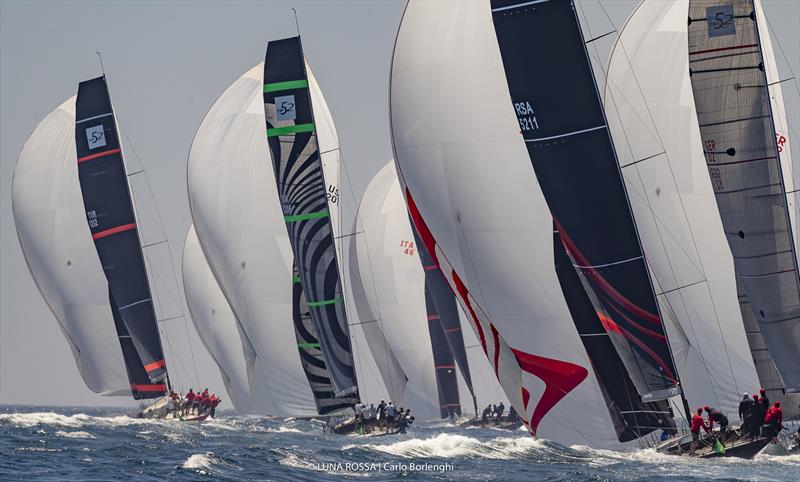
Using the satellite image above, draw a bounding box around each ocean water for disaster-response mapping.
[1,406,797,481]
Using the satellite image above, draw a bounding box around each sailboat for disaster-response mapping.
[183,225,253,414]
[188,50,401,421]
[391,0,654,449]
[13,77,185,418]
[605,0,797,456]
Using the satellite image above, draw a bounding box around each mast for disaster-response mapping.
[489,0,683,406]
[263,36,359,400]
[75,76,168,399]
[687,0,800,392]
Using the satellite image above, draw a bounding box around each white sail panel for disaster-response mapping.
[188,62,317,416]
[12,96,130,396]
[391,0,626,447]
[182,225,253,413]
[604,0,759,417]
[354,161,440,421]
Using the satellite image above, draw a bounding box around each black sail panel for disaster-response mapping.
[292,264,357,414]
[425,287,462,419]
[554,226,676,441]
[412,222,476,409]
[490,0,680,400]
[263,37,358,397]
[75,77,167,395]
[687,0,800,392]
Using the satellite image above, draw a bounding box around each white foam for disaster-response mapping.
[55,430,95,439]
[182,453,217,474]
[0,412,156,429]
[347,433,543,460]
[277,450,369,477]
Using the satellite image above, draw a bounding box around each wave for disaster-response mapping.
[345,433,545,460]
[55,430,95,439]
[182,452,219,474]
[276,448,370,478]
[0,412,155,429]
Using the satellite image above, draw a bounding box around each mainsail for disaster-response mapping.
[75,77,167,399]
[490,0,680,402]
[604,0,760,420]
[424,287,462,418]
[183,225,253,413]
[13,96,130,396]
[263,37,358,398]
[687,0,800,391]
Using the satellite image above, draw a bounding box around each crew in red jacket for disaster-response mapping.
[763,401,784,439]
[689,407,709,454]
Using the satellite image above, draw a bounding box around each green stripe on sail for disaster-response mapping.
[267,123,315,137]
[297,342,320,349]
[263,79,308,93]
[292,275,301,283]
[307,297,341,307]
[284,209,329,223]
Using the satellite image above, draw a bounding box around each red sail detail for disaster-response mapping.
[555,219,661,326]
[77,148,121,163]
[92,223,137,240]
[452,270,487,354]
[144,359,166,372]
[522,386,531,409]
[131,384,166,392]
[406,188,438,265]
[511,348,588,436]
[491,324,501,377]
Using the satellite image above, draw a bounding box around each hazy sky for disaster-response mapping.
[1,0,797,409]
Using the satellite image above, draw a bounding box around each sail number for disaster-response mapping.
[514,101,539,133]
[400,240,415,256]
[704,139,724,191]
[86,210,99,229]
[327,184,339,204]
[777,133,787,153]
[706,5,735,37]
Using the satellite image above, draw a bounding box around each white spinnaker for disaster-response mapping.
[603,0,759,417]
[188,62,316,416]
[182,225,253,413]
[355,162,440,421]
[458,306,508,412]
[12,96,130,396]
[391,0,626,447]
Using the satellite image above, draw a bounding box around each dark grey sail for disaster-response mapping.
[75,76,167,399]
[263,36,358,398]
[292,265,358,414]
[412,221,477,415]
[490,0,681,402]
[687,0,800,392]
[425,287,462,419]
[554,225,676,441]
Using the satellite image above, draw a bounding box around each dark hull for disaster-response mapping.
[331,418,404,436]
[459,416,523,431]
[657,428,769,459]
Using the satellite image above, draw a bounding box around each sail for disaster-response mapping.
[353,161,441,420]
[188,62,318,416]
[183,225,253,413]
[346,226,408,405]
[412,222,476,412]
[263,37,358,398]
[604,0,760,419]
[12,96,130,396]
[74,77,167,399]
[292,263,358,414]
[424,287,462,418]
[687,0,800,391]
[391,0,646,447]
[490,0,679,401]
[554,224,676,441]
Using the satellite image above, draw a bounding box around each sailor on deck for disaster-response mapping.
[763,401,783,440]
[705,405,729,444]
[689,407,709,455]
[739,393,754,436]
[496,402,505,419]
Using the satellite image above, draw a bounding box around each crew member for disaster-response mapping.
[763,401,783,440]
[705,406,729,445]
[496,402,505,419]
[739,392,754,437]
[689,407,709,455]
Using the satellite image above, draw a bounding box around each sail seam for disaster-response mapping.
[525,124,606,143]
[491,0,550,13]
[76,112,113,124]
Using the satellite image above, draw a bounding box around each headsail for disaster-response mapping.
[75,77,167,399]
[263,37,358,398]
[490,0,680,402]
[183,225,253,413]
[13,96,130,396]
[687,0,800,391]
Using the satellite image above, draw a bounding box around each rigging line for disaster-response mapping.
[126,169,144,177]
[585,30,616,44]
[158,314,187,323]
[764,12,800,101]
[599,3,737,402]
[769,77,795,86]
[621,151,666,169]
[334,231,364,240]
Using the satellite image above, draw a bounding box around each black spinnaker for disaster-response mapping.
[424,287,462,419]
[263,36,358,400]
[75,76,167,400]
[490,0,681,403]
